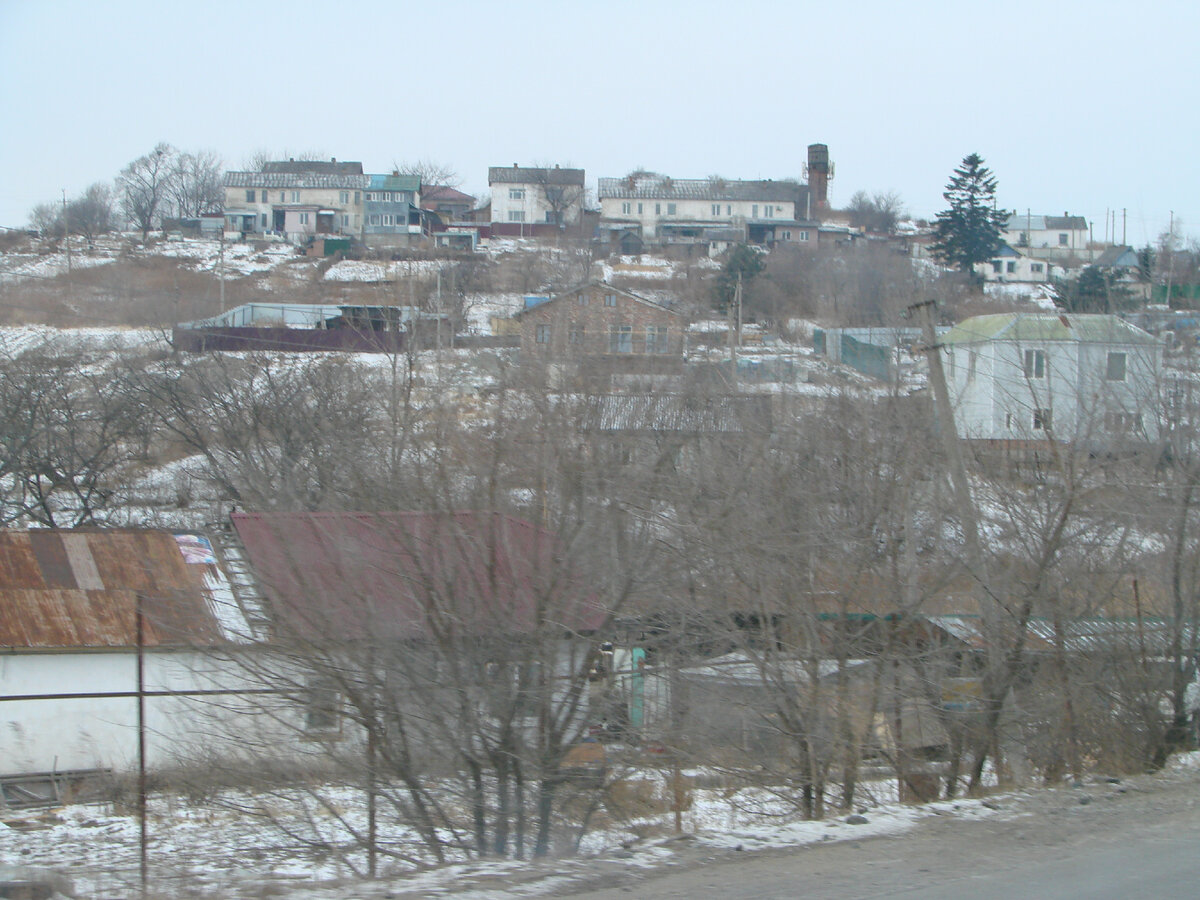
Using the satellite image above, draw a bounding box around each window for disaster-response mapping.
[368,214,380,225]
[1023,349,1046,379]
[752,205,759,218]
[569,326,584,345]
[382,214,393,226]
[384,192,392,202]
[578,293,588,306]
[245,189,256,203]
[667,203,676,215]
[1105,411,1140,432]
[1005,411,1015,430]
[341,214,349,227]
[1106,351,1127,381]
[536,323,551,344]
[305,680,341,735]
[261,213,268,228]
[280,192,286,203]
[1033,408,1052,430]
[1058,233,1069,246]
[655,203,661,215]
[712,203,722,216]
[991,260,1003,273]
[1031,263,1044,274]
[726,205,732,215]
[781,230,792,240]
[298,212,310,225]
[339,191,349,204]
[354,192,360,204]
[609,324,633,353]
[646,325,668,354]
[621,202,632,215]
[508,210,525,222]
[604,293,617,307]
[798,231,809,241]
[509,188,525,200]
[1006,262,1016,273]
[637,203,643,215]
[967,351,977,382]
[291,191,300,203]
[763,205,774,218]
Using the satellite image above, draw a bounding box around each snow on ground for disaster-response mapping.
[0,251,116,283]
[0,774,1012,899]
[0,325,169,358]
[324,259,450,282]
[153,238,298,276]
[984,281,1058,309]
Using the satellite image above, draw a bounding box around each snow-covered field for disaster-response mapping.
[0,772,1005,899]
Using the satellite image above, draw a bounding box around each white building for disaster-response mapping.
[0,530,283,775]
[597,172,815,248]
[488,164,586,228]
[1002,212,1090,261]
[222,159,369,242]
[973,243,1056,284]
[942,313,1162,447]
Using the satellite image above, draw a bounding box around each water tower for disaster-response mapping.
[805,144,834,210]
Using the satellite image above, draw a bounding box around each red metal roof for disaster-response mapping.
[0,531,227,649]
[230,511,606,642]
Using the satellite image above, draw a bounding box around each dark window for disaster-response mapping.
[609,324,633,353]
[1024,349,1046,378]
[536,323,551,344]
[245,189,256,203]
[1106,351,1127,381]
[1033,408,1052,430]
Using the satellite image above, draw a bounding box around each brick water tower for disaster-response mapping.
[805,143,833,210]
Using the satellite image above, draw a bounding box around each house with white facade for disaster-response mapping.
[488,164,586,230]
[223,159,368,242]
[941,313,1162,448]
[597,172,815,249]
[1002,212,1091,261]
[973,243,1056,284]
[0,530,272,777]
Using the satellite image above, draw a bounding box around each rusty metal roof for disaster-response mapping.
[0,531,236,649]
[231,511,607,643]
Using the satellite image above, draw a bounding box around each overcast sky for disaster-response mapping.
[2,0,1197,245]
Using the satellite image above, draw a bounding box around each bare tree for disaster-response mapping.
[846,190,905,234]
[169,149,224,217]
[395,158,462,190]
[118,142,177,238]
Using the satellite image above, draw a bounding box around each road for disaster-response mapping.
[558,770,1200,899]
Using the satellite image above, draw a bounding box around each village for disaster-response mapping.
[1,141,1200,898]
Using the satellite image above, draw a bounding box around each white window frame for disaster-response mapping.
[509,188,525,201]
[1023,349,1046,379]
[508,210,526,222]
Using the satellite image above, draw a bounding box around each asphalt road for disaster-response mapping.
[559,774,1200,900]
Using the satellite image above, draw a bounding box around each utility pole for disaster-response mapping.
[218,229,226,313]
[728,272,742,387]
[62,189,72,275]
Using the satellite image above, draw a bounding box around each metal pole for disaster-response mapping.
[136,593,148,897]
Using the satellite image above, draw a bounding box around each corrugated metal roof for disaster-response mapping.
[941,313,1159,346]
[488,166,585,186]
[1003,213,1088,232]
[262,160,364,176]
[598,174,805,203]
[368,174,421,192]
[231,511,606,642]
[223,172,370,190]
[0,531,241,649]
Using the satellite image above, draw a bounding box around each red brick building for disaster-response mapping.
[516,281,683,361]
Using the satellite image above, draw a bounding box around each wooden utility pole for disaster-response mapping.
[62,189,72,275]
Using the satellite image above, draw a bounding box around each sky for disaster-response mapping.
[2,0,1198,246]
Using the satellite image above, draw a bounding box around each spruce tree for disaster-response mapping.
[930,153,1007,278]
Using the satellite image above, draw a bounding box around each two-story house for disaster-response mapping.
[488,164,586,230]
[1002,212,1090,261]
[363,173,422,248]
[942,312,1162,449]
[222,159,368,242]
[516,281,682,361]
[598,173,815,250]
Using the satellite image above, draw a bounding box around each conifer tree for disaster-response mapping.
[931,153,1007,278]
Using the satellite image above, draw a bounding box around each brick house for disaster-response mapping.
[516,281,683,361]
